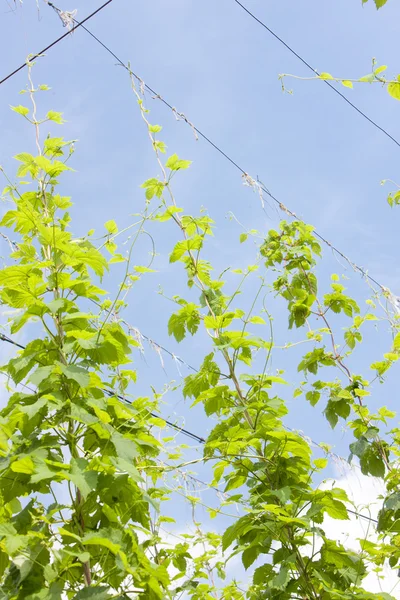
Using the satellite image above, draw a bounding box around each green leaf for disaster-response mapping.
[104,220,118,234]
[306,390,320,406]
[141,177,164,200]
[46,110,64,124]
[242,545,259,570]
[378,406,396,420]
[353,388,370,397]
[341,80,353,89]
[165,153,192,171]
[224,475,247,492]
[168,304,200,341]
[349,437,369,459]
[271,566,290,590]
[204,312,236,330]
[270,487,291,503]
[222,521,245,551]
[322,498,349,520]
[319,72,334,80]
[11,105,29,116]
[345,330,358,350]
[47,298,67,314]
[360,447,385,478]
[110,457,143,482]
[169,236,203,263]
[314,458,328,470]
[11,456,35,474]
[155,206,183,222]
[60,364,90,388]
[154,140,167,153]
[69,458,98,499]
[29,365,54,387]
[240,233,248,243]
[112,431,139,461]
[72,587,111,599]
[359,73,375,83]
[134,265,157,274]
[388,79,400,101]
[325,405,338,429]
[82,531,120,555]
[249,316,266,325]
[374,0,388,7]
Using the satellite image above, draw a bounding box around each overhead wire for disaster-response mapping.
[41,2,389,294]
[0,0,113,87]
[0,1,391,293]
[232,0,400,150]
[0,332,205,444]
[0,331,379,525]
[0,2,387,529]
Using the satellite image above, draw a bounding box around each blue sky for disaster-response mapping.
[1,0,400,590]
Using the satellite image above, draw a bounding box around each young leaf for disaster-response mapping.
[388,78,400,101]
[105,220,118,234]
[10,105,29,116]
[165,153,192,171]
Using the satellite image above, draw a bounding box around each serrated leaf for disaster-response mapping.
[72,587,111,599]
[112,431,139,461]
[110,457,143,482]
[60,364,90,388]
[141,177,164,200]
[82,532,120,555]
[69,458,98,499]
[165,153,192,171]
[29,365,54,386]
[323,498,349,520]
[242,545,259,570]
[11,105,29,116]
[271,566,290,590]
[46,110,64,124]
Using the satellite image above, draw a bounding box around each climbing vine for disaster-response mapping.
[0,17,399,600]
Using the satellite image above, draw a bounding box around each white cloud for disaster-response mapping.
[321,464,400,598]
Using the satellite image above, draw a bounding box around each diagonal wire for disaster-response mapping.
[0,0,113,86]
[0,332,206,443]
[0,331,380,525]
[232,0,400,149]
[0,1,390,294]
[0,3,387,528]
[42,3,388,294]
